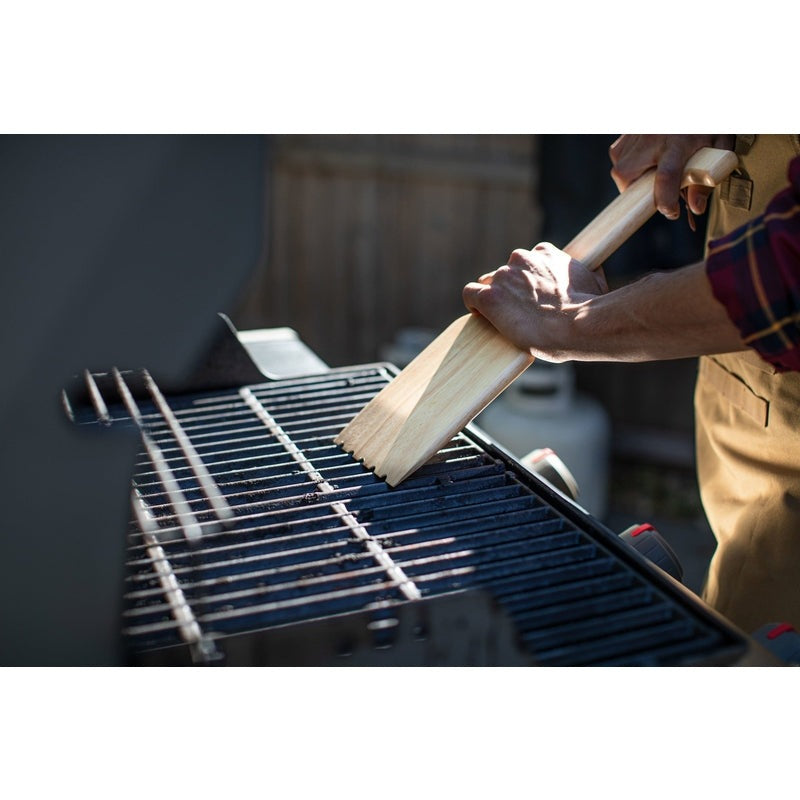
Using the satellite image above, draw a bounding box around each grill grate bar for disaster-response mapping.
[131,425,347,465]
[190,370,388,406]
[123,493,551,568]
[129,548,620,634]
[127,545,650,645]
[139,393,383,436]
[127,476,524,539]
[132,445,351,484]
[124,509,349,566]
[511,584,655,631]
[123,576,410,638]
[136,380,383,421]
[240,387,421,602]
[139,406,362,444]
[84,369,112,426]
[61,389,75,423]
[129,465,510,527]
[125,560,397,620]
[123,522,577,602]
[248,374,388,399]
[123,511,562,602]
[124,547,638,657]
[126,532,362,584]
[129,490,205,646]
[141,370,235,527]
[124,519,578,615]
[131,435,477,482]
[125,467,511,545]
[113,368,205,542]
[494,571,637,614]
[405,543,600,590]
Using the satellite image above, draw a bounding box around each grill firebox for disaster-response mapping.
[65,328,762,667]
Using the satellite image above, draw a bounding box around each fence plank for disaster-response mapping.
[236,134,540,367]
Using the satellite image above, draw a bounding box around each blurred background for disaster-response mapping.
[234,134,716,593]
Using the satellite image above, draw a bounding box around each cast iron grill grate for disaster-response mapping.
[68,364,747,666]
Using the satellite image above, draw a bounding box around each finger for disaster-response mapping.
[608,135,660,192]
[608,135,625,155]
[609,166,628,194]
[477,271,495,284]
[593,265,609,294]
[608,136,633,185]
[685,184,713,216]
[653,146,688,219]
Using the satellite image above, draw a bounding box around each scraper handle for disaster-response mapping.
[564,147,739,270]
[333,147,738,487]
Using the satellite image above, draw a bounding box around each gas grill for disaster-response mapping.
[63,316,773,666]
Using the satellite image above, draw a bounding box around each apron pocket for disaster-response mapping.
[700,356,770,427]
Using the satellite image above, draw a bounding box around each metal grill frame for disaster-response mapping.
[67,355,762,667]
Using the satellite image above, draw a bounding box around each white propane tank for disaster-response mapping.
[474,361,611,519]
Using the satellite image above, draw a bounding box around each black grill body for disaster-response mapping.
[66,331,770,667]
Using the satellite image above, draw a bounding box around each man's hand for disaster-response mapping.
[609,134,735,220]
[462,244,608,361]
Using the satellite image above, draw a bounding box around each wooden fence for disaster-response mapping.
[236,134,541,367]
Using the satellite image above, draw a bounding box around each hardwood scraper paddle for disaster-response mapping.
[335,147,738,487]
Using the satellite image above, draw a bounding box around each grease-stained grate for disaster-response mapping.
[69,365,746,666]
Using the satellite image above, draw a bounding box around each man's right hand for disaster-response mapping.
[609,134,735,220]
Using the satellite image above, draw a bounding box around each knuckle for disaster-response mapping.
[462,284,481,310]
[657,159,681,181]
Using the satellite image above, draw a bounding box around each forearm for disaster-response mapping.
[555,261,747,362]
[462,245,748,363]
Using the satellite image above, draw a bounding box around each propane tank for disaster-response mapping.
[474,361,611,519]
[379,328,436,368]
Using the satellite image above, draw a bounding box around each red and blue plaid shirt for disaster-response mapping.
[706,155,800,372]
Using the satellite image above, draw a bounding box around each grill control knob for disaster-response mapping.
[520,448,579,502]
[619,523,684,583]
[751,623,800,665]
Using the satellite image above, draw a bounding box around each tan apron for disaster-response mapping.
[696,134,800,633]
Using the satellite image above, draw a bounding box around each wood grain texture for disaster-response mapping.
[336,148,739,486]
[335,313,533,485]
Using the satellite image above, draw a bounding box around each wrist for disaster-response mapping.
[533,301,592,362]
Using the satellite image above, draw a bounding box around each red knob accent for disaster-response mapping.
[766,622,796,640]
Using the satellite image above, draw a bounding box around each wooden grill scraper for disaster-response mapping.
[335,147,738,487]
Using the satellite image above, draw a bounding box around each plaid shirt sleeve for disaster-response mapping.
[706,155,800,372]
